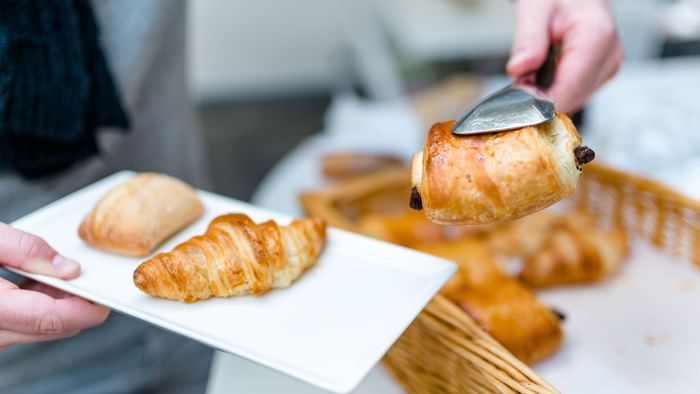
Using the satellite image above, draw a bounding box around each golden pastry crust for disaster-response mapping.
[133,214,326,303]
[520,213,629,287]
[411,113,585,225]
[486,210,555,258]
[78,173,203,257]
[415,238,563,364]
[358,210,492,247]
[414,239,502,292]
[321,152,404,181]
[447,280,563,365]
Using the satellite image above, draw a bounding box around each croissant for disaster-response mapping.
[133,214,327,302]
[486,210,555,258]
[520,214,629,287]
[410,113,595,225]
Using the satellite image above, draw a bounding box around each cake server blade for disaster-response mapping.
[452,46,557,135]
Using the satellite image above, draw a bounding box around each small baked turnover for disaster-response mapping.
[410,113,594,225]
[79,173,203,257]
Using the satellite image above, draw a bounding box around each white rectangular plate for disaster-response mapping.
[7,171,455,393]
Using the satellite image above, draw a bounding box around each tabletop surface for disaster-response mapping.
[208,58,700,393]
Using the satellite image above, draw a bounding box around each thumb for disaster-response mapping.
[506,0,555,79]
[0,276,19,291]
[0,223,80,279]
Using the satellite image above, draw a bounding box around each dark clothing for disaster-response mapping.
[0,0,128,178]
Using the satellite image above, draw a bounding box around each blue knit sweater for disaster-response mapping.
[0,0,129,178]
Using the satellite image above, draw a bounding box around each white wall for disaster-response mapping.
[188,0,666,101]
[188,0,352,100]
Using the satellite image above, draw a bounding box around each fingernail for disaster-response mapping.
[52,255,81,276]
[22,256,80,278]
[507,52,528,70]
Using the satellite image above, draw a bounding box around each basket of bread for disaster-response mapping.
[300,103,700,392]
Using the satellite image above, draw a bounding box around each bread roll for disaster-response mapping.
[410,113,593,225]
[79,173,203,257]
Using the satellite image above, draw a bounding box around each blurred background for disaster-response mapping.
[188,0,700,200]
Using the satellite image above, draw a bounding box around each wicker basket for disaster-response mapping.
[300,162,700,393]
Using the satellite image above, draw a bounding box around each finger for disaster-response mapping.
[0,288,110,334]
[53,297,111,331]
[0,223,80,279]
[20,280,74,299]
[592,44,624,91]
[549,27,618,113]
[0,329,81,347]
[0,277,19,291]
[506,0,556,78]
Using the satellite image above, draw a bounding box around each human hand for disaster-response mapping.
[507,0,624,113]
[0,223,110,349]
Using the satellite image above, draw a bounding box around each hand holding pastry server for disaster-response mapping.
[410,43,595,225]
